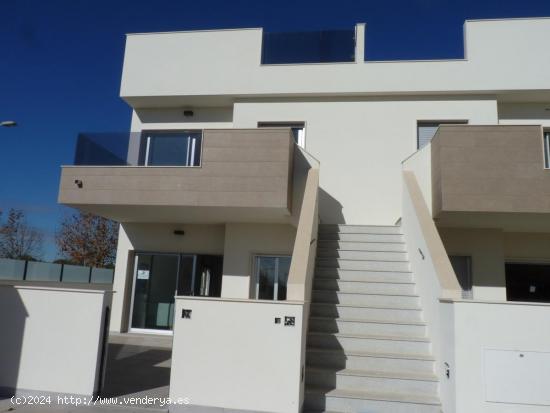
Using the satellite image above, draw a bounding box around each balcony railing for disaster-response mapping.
[59,129,295,222]
[0,258,114,284]
[74,131,202,167]
[261,29,355,64]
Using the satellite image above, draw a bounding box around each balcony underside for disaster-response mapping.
[69,203,291,224]
[435,211,550,233]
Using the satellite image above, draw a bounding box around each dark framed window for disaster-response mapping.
[138,131,202,166]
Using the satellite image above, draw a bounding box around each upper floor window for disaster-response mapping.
[139,131,202,166]
[543,131,550,169]
[417,121,468,149]
[258,122,306,148]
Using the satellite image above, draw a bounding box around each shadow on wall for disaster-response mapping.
[135,108,233,124]
[0,286,28,397]
[319,189,345,225]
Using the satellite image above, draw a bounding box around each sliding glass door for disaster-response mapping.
[130,253,223,332]
[130,254,188,331]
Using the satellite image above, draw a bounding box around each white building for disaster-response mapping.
[58,17,550,413]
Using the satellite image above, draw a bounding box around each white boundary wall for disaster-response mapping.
[170,297,305,413]
[0,282,111,397]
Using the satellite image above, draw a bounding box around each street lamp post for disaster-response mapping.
[1,121,17,127]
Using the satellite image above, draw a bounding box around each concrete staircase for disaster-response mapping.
[304,224,441,413]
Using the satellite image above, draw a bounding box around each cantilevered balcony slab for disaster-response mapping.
[431,125,550,231]
[58,129,294,223]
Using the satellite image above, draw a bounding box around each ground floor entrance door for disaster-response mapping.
[130,253,223,332]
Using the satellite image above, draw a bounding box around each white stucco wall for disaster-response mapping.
[401,172,461,413]
[440,300,550,413]
[170,297,305,413]
[234,98,497,224]
[402,143,432,214]
[121,19,550,99]
[0,284,110,397]
[110,222,295,332]
[221,223,296,299]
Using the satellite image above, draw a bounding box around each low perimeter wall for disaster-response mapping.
[0,282,112,398]
[170,296,305,413]
[439,299,550,413]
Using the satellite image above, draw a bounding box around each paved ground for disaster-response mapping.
[1,334,174,413]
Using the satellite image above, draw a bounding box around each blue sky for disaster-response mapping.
[1,0,550,260]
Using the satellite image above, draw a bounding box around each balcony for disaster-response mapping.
[404,125,550,232]
[58,129,295,223]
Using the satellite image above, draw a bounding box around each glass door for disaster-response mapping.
[129,253,223,333]
[130,253,196,332]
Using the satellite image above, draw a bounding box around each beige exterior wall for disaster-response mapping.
[432,125,549,217]
[503,231,550,263]
[438,227,505,301]
[59,128,294,222]
[221,223,296,299]
[438,227,550,301]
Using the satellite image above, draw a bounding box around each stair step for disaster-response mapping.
[307,332,431,354]
[317,258,410,272]
[306,367,438,394]
[319,225,402,234]
[319,233,404,243]
[312,290,420,307]
[317,240,406,252]
[309,316,427,337]
[310,303,423,322]
[314,279,416,295]
[316,249,408,261]
[315,268,413,282]
[304,387,441,413]
[306,347,435,373]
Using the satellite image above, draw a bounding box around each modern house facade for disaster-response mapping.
[58,18,550,413]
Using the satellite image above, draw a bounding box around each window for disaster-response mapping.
[258,122,306,148]
[417,121,467,149]
[254,255,291,300]
[506,263,550,303]
[449,255,473,299]
[139,131,202,166]
[543,131,550,169]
